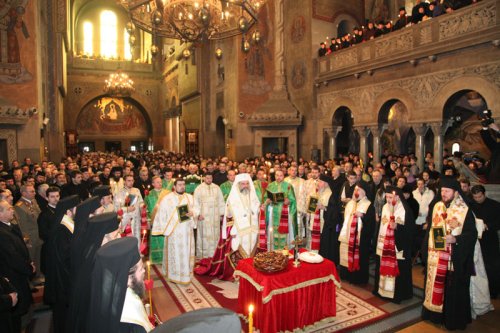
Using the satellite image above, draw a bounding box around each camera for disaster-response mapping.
[478,109,494,127]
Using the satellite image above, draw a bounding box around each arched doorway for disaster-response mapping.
[442,90,489,157]
[215,116,225,157]
[337,20,352,37]
[76,95,152,153]
[333,107,354,156]
[378,99,412,155]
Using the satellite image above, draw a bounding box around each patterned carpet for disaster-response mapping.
[153,265,391,332]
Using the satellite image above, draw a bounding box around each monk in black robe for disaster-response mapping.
[37,186,60,275]
[421,177,477,330]
[373,186,415,303]
[43,195,79,333]
[338,181,375,284]
[88,237,154,333]
[470,185,500,298]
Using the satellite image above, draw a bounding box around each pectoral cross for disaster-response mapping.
[291,235,304,267]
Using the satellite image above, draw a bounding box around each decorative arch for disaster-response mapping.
[321,95,358,123]
[377,99,411,155]
[332,13,360,35]
[372,88,416,122]
[332,106,355,155]
[431,76,500,119]
[440,88,491,158]
[76,95,152,139]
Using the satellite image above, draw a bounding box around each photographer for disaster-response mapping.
[479,110,500,183]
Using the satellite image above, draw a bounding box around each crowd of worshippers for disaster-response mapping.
[0,145,498,332]
[318,0,482,57]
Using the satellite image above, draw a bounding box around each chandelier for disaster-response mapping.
[119,0,266,43]
[104,70,135,97]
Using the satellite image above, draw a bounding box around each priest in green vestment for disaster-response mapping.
[162,168,174,191]
[220,170,236,202]
[265,169,297,250]
[145,176,170,264]
[254,169,269,204]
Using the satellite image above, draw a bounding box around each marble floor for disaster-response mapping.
[152,264,500,332]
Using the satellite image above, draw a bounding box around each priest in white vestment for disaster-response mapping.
[152,178,196,284]
[114,175,144,240]
[222,173,260,258]
[193,173,225,259]
[285,166,307,238]
[304,167,332,251]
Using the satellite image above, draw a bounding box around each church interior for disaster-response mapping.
[0,0,499,332]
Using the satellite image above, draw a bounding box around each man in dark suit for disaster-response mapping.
[0,200,35,332]
[0,276,18,333]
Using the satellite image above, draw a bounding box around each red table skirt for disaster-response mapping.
[235,258,339,333]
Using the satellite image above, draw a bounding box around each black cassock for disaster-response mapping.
[471,197,500,298]
[37,204,57,275]
[44,222,73,333]
[339,203,376,285]
[421,208,477,330]
[373,203,415,303]
[320,198,342,264]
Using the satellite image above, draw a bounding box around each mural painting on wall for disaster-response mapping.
[367,0,390,22]
[445,119,490,159]
[380,101,411,155]
[291,60,306,90]
[0,0,32,83]
[242,3,272,96]
[291,15,305,43]
[77,97,148,137]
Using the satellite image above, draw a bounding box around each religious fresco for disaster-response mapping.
[77,97,149,137]
[0,0,32,84]
[241,2,272,96]
[380,101,412,154]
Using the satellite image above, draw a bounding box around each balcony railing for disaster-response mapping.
[68,54,154,73]
[316,0,500,82]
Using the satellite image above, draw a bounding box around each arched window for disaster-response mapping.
[83,21,93,55]
[100,10,117,58]
[452,142,460,154]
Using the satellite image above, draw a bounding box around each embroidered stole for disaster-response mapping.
[423,196,468,313]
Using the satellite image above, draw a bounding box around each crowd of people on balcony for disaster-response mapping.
[318,0,482,57]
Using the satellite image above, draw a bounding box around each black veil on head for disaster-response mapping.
[67,212,120,333]
[54,194,80,227]
[88,237,140,333]
[73,196,101,237]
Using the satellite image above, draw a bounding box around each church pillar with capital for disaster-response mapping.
[355,126,370,166]
[430,122,445,173]
[325,126,342,160]
[368,126,381,165]
[413,124,429,172]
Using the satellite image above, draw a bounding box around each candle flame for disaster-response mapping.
[249,304,254,313]
[147,260,150,266]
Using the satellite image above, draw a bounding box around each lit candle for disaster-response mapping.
[248,304,254,333]
[147,260,153,315]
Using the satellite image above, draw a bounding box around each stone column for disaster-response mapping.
[368,126,381,165]
[413,124,429,172]
[430,122,444,172]
[325,127,342,160]
[355,126,370,165]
